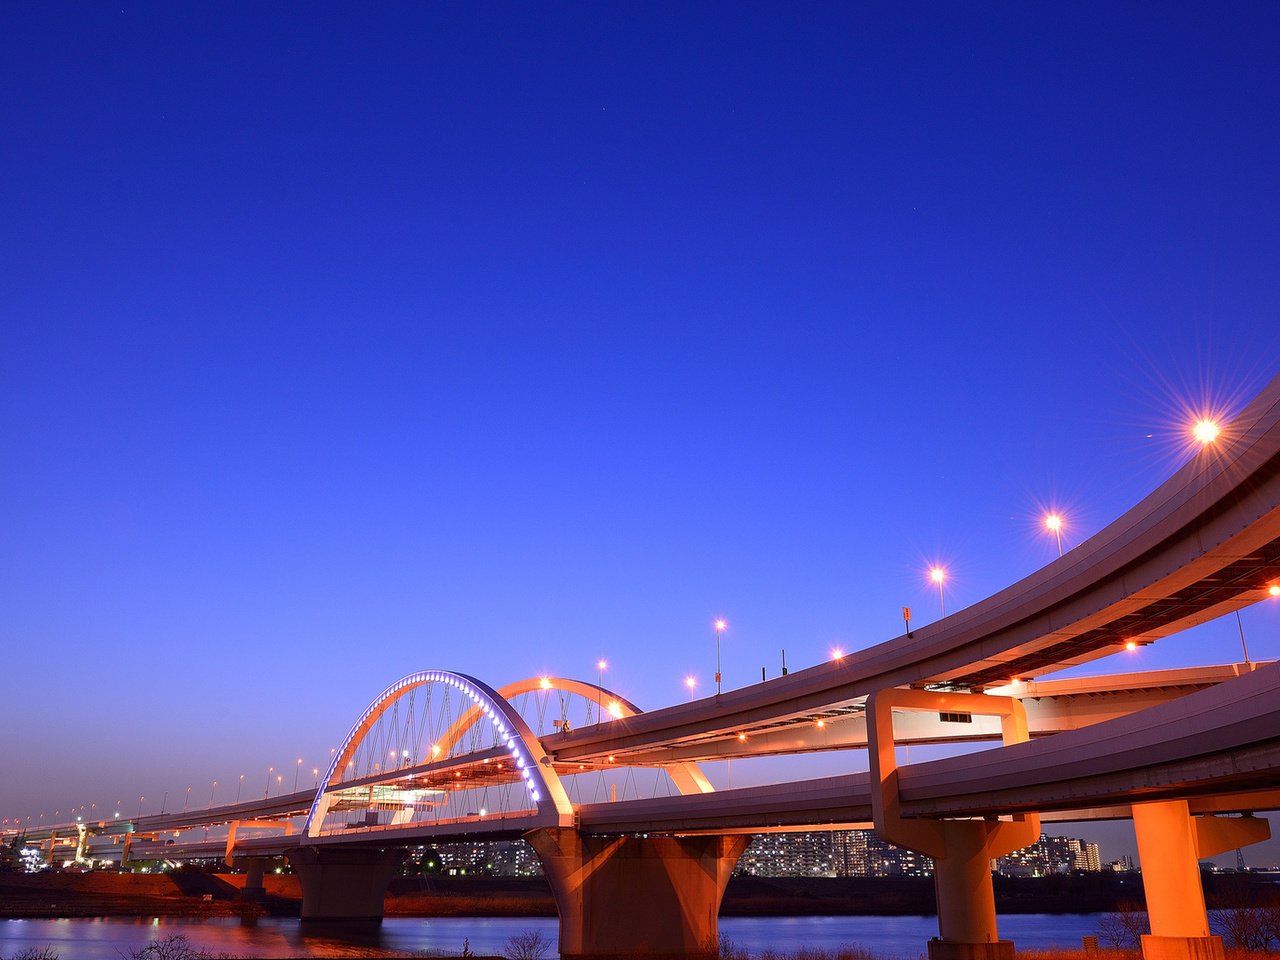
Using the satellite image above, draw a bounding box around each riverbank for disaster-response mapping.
[0,871,1158,920]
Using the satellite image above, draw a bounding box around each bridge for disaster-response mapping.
[9,373,1280,960]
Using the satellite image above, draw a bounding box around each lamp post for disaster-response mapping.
[685,676,697,701]
[265,767,273,799]
[714,619,727,697]
[293,758,302,793]
[236,774,244,803]
[1044,513,1064,557]
[930,567,946,618]
[596,660,606,723]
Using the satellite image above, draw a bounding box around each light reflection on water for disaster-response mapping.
[0,914,1105,959]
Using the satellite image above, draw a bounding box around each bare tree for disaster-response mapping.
[503,929,551,960]
[1096,901,1148,949]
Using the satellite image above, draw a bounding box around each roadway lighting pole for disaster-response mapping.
[236,775,244,803]
[265,767,273,799]
[930,568,946,618]
[714,619,727,698]
[596,661,606,724]
[1045,514,1064,557]
[293,758,302,793]
[183,786,191,814]
[1236,610,1251,668]
[209,782,217,808]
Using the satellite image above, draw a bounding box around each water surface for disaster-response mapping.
[0,913,1106,959]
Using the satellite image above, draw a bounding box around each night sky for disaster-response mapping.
[3,3,1279,866]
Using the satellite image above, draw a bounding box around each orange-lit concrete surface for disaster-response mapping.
[528,828,748,960]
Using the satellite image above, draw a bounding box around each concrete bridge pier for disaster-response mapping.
[236,857,270,901]
[868,687,1040,960]
[924,819,1035,960]
[1133,799,1271,960]
[526,826,748,960]
[286,846,408,921]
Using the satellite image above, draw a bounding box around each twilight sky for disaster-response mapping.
[3,3,1279,866]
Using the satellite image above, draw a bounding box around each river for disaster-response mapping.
[0,914,1108,959]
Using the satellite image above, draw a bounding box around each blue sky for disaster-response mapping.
[3,3,1279,865]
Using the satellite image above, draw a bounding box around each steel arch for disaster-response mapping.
[303,670,573,838]
[436,676,715,795]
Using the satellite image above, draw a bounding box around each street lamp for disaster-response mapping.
[714,618,727,697]
[236,774,244,803]
[1193,418,1221,445]
[265,767,273,799]
[684,676,697,701]
[293,758,302,793]
[596,660,607,723]
[930,567,947,618]
[1044,513,1064,557]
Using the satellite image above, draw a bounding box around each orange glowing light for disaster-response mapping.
[1269,585,1280,598]
[607,701,624,719]
[816,720,826,729]
[1193,418,1221,444]
[606,755,615,763]
[737,732,747,742]
[1125,640,1138,652]
[538,677,552,690]
[830,647,845,661]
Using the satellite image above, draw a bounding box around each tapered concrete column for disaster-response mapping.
[1133,800,1271,960]
[237,857,268,902]
[933,822,1004,953]
[527,827,749,960]
[287,846,407,921]
[868,688,1039,960]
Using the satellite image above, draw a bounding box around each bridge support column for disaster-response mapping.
[287,846,407,921]
[868,688,1040,960]
[1133,800,1270,960]
[527,826,748,960]
[237,857,269,902]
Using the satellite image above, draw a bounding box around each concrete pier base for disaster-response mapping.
[928,941,1016,960]
[1140,936,1225,960]
[527,827,748,960]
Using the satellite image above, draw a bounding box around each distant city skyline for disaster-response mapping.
[3,3,1279,870]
